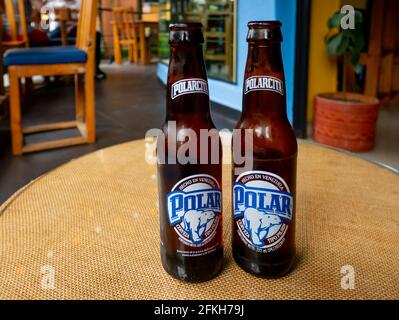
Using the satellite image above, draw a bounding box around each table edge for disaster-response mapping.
[302,139,399,175]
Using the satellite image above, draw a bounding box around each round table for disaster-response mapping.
[0,139,398,300]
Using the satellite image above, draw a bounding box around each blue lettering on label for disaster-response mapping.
[233,183,292,222]
[165,174,222,246]
[167,189,222,225]
[233,171,294,251]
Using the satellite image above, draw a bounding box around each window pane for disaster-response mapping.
[159,0,237,83]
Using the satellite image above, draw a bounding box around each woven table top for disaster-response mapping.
[0,139,398,300]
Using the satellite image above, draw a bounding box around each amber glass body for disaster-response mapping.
[157,23,223,282]
[232,21,298,278]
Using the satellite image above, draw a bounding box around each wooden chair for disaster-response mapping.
[53,7,72,46]
[1,0,32,97]
[359,0,399,105]
[112,7,139,64]
[3,0,97,155]
[0,4,5,96]
[51,7,80,46]
[2,0,29,50]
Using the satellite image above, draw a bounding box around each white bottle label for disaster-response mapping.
[233,170,293,253]
[167,174,221,247]
[244,76,284,95]
[171,78,209,100]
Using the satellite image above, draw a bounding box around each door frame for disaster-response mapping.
[293,0,311,138]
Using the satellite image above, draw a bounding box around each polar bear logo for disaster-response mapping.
[183,210,216,244]
[243,208,282,246]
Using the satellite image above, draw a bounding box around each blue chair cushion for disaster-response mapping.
[3,46,87,67]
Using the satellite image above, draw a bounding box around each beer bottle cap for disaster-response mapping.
[247,21,283,43]
[169,23,204,45]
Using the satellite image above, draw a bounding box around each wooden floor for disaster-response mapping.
[0,64,240,204]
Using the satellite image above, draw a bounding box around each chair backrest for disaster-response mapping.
[4,0,29,47]
[76,0,98,53]
[55,6,71,24]
[112,7,137,41]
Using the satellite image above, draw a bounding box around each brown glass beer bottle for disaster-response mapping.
[157,23,223,282]
[232,21,297,277]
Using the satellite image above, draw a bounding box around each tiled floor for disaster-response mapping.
[0,63,398,204]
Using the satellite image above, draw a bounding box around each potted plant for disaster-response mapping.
[313,9,379,152]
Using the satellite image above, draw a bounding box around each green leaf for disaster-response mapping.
[354,32,365,51]
[326,32,344,56]
[354,10,363,24]
[325,9,366,65]
[336,34,349,55]
[350,51,361,67]
[327,12,345,28]
[353,63,362,74]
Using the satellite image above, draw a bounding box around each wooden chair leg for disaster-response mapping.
[9,69,23,156]
[114,44,122,64]
[75,74,84,122]
[133,33,139,64]
[139,24,147,64]
[24,77,33,94]
[84,71,95,144]
[113,25,122,64]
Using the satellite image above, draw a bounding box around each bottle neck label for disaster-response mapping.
[244,76,284,96]
[171,78,209,100]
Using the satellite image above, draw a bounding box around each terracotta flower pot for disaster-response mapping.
[313,92,379,152]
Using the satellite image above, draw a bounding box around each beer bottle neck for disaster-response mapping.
[242,43,287,119]
[167,44,211,119]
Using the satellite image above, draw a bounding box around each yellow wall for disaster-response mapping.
[341,0,367,9]
[307,0,340,122]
